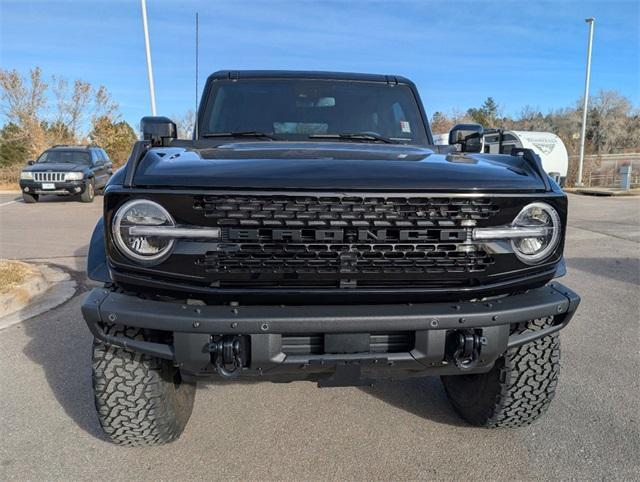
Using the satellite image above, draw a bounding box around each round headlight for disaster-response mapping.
[112,199,175,263]
[511,202,561,264]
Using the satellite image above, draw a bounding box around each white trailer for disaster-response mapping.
[483,131,568,182]
[433,130,569,184]
[432,133,449,146]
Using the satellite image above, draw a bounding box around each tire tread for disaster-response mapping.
[92,325,195,446]
[442,317,560,428]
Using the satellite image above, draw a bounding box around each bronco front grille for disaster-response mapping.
[191,194,501,287]
[193,195,500,228]
[33,172,66,182]
[205,243,493,275]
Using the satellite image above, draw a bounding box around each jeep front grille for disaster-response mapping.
[33,172,66,182]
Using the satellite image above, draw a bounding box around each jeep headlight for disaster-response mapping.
[510,202,561,264]
[20,172,33,180]
[112,199,175,263]
[65,172,84,181]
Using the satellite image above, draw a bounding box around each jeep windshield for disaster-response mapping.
[37,150,91,164]
[201,79,429,145]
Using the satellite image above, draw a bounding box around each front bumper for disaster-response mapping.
[82,282,580,384]
[20,179,88,196]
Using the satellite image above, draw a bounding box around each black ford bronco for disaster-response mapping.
[82,71,580,445]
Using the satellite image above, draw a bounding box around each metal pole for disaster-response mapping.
[141,0,157,116]
[577,18,595,186]
[195,12,199,139]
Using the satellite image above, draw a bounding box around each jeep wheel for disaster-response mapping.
[80,180,95,203]
[92,325,196,446]
[22,192,39,203]
[441,317,560,428]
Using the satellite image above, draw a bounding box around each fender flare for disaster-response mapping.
[87,217,111,283]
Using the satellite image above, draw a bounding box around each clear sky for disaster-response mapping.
[1,0,638,128]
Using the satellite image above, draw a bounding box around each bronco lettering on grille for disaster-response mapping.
[228,228,467,243]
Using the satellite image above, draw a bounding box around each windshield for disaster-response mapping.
[37,150,91,164]
[202,79,429,145]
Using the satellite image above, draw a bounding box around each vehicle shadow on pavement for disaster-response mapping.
[20,248,107,441]
[28,195,79,203]
[566,257,640,285]
[18,192,105,203]
[360,376,466,426]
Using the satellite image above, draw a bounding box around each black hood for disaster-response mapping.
[23,162,88,172]
[130,141,548,192]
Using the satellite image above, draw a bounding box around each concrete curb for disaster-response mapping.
[0,261,49,318]
[0,263,77,331]
[565,187,640,197]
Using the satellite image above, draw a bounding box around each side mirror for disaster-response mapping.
[448,123,484,153]
[140,116,177,147]
[27,160,35,165]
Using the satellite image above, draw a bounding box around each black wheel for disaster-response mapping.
[92,325,196,446]
[441,317,560,428]
[80,180,95,203]
[22,192,38,203]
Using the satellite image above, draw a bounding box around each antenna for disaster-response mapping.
[194,12,199,139]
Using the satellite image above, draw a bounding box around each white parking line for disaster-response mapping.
[0,200,19,207]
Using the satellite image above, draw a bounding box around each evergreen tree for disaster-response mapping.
[0,123,29,167]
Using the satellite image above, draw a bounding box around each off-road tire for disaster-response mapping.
[92,325,196,446]
[80,180,95,203]
[22,192,38,203]
[441,317,560,428]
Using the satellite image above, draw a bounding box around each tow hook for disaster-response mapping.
[208,336,248,378]
[447,330,487,370]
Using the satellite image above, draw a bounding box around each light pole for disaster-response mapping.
[140,0,157,116]
[195,12,199,139]
[577,17,595,186]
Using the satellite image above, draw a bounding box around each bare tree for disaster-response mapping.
[173,110,195,139]
[0,67,124,166]
[511,106,552,132]
[93,85,119,123]
[587,90,635,154]
[0,68,48,156]
[51,77,113,144]
[450,108,474,126]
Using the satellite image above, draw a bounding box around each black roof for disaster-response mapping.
[208,70,415,86]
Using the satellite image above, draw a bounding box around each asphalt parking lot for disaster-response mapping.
[0,191,638,480]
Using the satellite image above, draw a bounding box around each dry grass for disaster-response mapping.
[0,260,35,294]
[0,164,22,191]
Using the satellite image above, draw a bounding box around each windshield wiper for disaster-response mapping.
[202,131,277,140]
[309,132,398,144]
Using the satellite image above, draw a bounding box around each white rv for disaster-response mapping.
[483,131,568,181]
[433,130,569,184]
[432,133,449,146]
